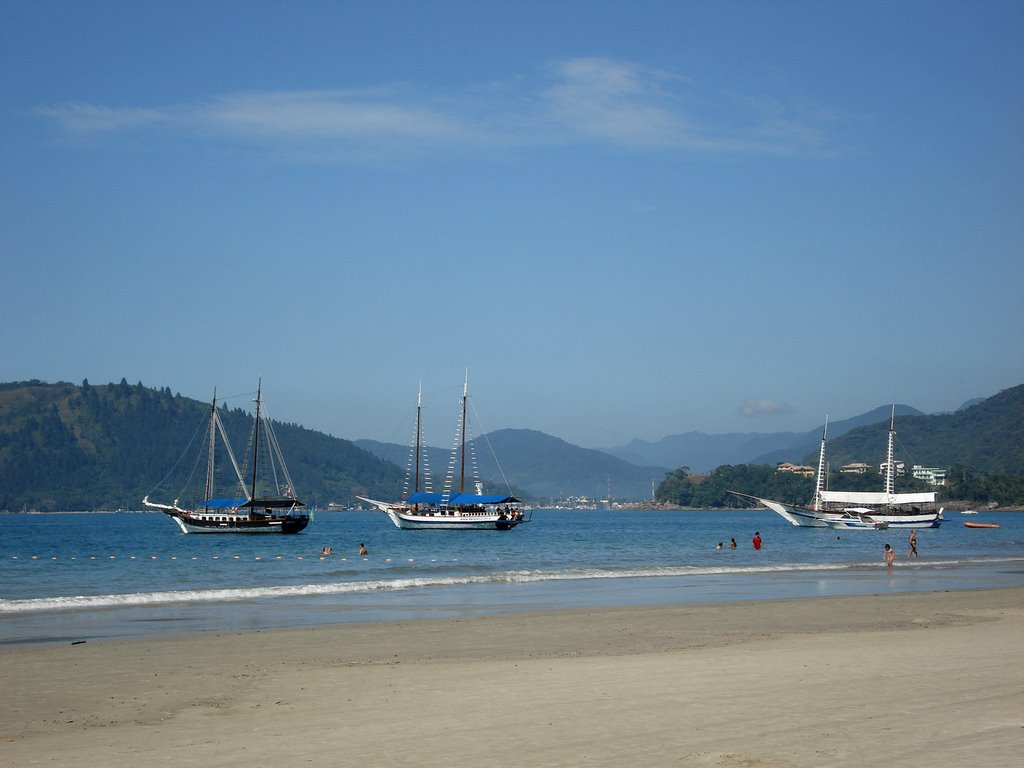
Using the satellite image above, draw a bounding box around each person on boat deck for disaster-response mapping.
[752,532,762,550]
[884,543,895,569]
[358,543,368,555]
[907,529,918,558]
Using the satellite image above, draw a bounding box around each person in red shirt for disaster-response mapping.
[752,531,762,550]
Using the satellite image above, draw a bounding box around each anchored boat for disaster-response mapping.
[732,409,942,529]
[358,375,528,530]
[143,382,309,534]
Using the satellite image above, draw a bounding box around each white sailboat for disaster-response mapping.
[143,382,310,534]
[358,375,528,530]
[732,409,943,529]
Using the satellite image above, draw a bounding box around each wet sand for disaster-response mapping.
[1,587,1021,767]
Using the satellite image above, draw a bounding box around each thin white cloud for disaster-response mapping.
[739,398,794,418]
[33,58,840,160]
[539,58,835,154]
[540,57,695,148]
[35,103,168,133]
[196,90,477,141]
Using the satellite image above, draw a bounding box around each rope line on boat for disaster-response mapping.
[144,407,208,499]
[468,399,515,497]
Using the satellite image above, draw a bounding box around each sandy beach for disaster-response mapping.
[2,587,1021,768]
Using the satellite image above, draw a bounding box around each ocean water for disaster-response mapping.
[2,509,1023,644]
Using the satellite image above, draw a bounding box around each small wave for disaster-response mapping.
[2,556,1021,614]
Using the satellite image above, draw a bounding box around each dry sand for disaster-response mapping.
[1,588,1021,767]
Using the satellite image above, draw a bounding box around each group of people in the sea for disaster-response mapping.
[714,535,756,550]
[320,543,369,556]
[712,528,920,569]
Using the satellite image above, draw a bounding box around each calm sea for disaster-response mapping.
[2,509,1023,644]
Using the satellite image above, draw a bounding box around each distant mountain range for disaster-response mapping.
[358,388,1024,498]
[602,405,927,473]
[2,379,1021,511]
[357,429,665,502]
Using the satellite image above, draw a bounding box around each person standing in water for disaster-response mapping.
[752,532,762,550]
[907,529,918,558]
[884,543,895,569]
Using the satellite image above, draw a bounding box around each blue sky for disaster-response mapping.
[3,1,1022,449]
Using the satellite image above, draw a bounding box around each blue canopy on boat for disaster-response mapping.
[405,495,520,507]
[407,492,519,506]
[203,497,248,509]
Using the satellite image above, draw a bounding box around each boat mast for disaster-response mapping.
[459,370,468,494]
[414,382,422,495]
[205,391,217,508]
[249,379,263,502]
[813,415,828,511]
[884,405,896,498]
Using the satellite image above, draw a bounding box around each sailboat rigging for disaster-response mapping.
[730,407,943,529]
[358,374,528,530]
[143,381,310,534]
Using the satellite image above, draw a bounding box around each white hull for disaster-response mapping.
[746,496,942,529]
[860,513,942,529]
[386,509,519,530]
[359,497,524,530]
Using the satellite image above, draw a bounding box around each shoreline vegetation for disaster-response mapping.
[2,588,1021,767]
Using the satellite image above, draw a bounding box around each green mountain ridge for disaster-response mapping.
[0,380,404,512]
[817,384,1024,473]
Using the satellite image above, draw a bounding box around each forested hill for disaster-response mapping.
[0,380,403,512]
[820,383,1024,473]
